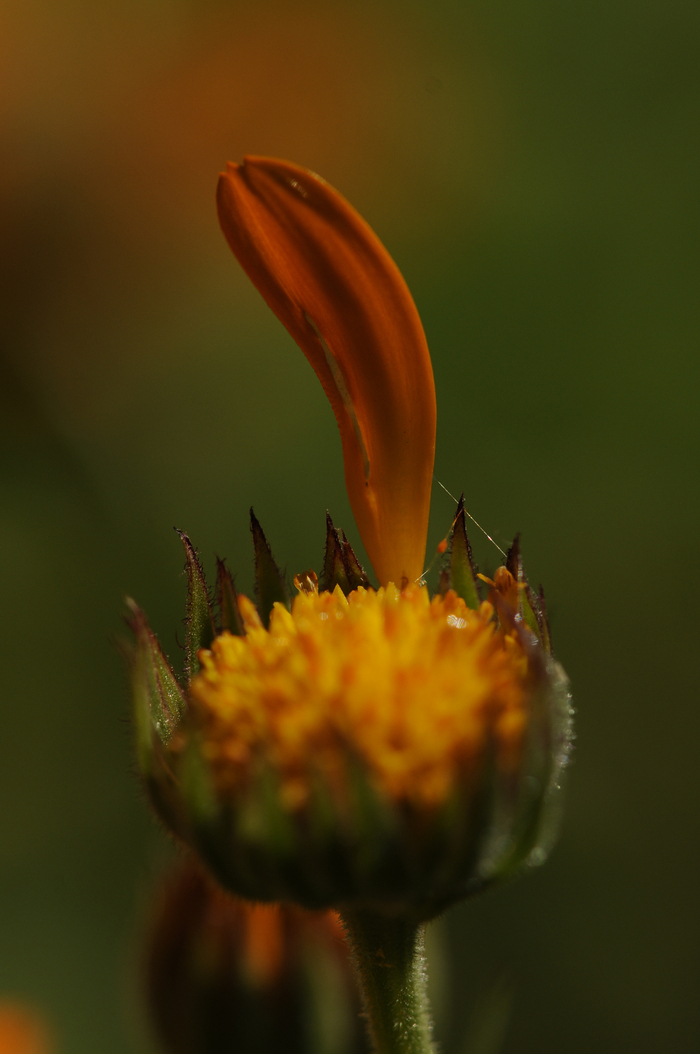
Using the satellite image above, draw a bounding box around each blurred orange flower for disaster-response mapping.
[0,1004,51,1054]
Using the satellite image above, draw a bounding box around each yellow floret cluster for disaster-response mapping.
[190,584,531,813]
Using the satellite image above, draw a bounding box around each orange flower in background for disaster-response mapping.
[0,1004,51,1054]
[145,859,369,1054]
[217,157,436,588]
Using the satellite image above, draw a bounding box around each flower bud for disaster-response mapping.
[145,856,369,1054]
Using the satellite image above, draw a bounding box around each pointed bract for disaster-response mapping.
[536,585,552,653]
[216,557,244,636]
[520,581,545,648]
[448,496,481,610]
[320,513,370,595]
[505,535,551,651]
[338,529,371,591]
[176,530,216,682]
[321,513,351,594]
[505,533,523,583]
[125,598,186,775]
[217,157,436,587]
[250,509,290,626]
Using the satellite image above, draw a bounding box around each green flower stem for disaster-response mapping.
[340,910,436,1054]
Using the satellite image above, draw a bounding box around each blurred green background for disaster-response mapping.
[1,0,699,1050]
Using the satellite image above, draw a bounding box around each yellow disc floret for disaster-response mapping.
[190,584,531,813]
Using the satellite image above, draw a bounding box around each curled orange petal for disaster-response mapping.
[217,157,436,587]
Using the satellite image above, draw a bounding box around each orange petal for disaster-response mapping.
[217,157,436,587]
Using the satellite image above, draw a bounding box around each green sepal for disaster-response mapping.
[505,532,523,582]
[176,530,216,681]
[523,656,573,863]
[447,496,481,609]
[250,509,290,626]
[321,513,371,594]
[230,766,328,907]
[235,763,297,857]
[180,729,219,825]
[505,535,551,651]
[321,514,350,594]
[534,585,552,653]
[124,597,186,775]
[144,739,190,842]
[481,656,573,884]
[338,528,371,590]
[522,582,552,652]
[215,557,244,636]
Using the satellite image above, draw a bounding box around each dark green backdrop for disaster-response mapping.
[1,1,698,1050]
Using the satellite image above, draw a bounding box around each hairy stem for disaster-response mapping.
[340,910,436,1054]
